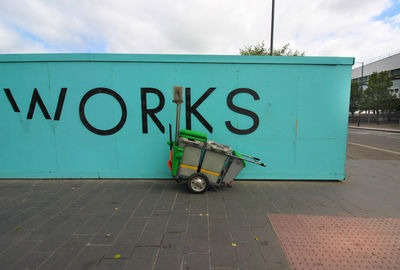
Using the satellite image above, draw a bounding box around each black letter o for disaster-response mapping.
[79,88,127,135]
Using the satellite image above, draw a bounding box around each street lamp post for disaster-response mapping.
[357,62,364,127]
[270,0,275,56]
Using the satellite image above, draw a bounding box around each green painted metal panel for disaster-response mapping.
[0,54,353,179]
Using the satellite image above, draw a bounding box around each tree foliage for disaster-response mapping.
[239,41,305,56]
[349,80,360,117]
[360,71,400,123]
[363,71,393,111]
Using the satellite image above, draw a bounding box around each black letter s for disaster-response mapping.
[225,88,260,135]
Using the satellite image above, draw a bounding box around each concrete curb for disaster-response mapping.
[349,126,400,133]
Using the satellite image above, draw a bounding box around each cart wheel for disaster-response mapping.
[187,173,208,193]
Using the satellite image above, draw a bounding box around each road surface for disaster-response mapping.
[347,129,400,160]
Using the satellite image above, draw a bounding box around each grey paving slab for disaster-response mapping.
[160,232,186,254]
[137,210,171,247]
[207,205,228,223]
[0,240,39,269]
[0,182,44,215]
[274,182,313,215]
[18,182,100,233]
[207,191,225,206]
[16,182,100,243]
[230,223,253,243]
[350,160,400,195]
[97,258,127,270]
[131,182,165,218]
[184,215,209,253]
[251,225,291,270]
[283,182,351,217]
[249,183,280,213]
[265,182,300,214]
[189,192,208,215]
[33,211,92,252]
[224,200,246,218]
[89,211,134,245]
[37,235,91,270]
[236,242,268,270]
[24,205,80,241]
[137,231,164,247]
[240,197,268,216]
[171,185,191,213]
[121,190,152,215]
[8,251,51,270]
[0,203,34,226]
[74,208,115,235]
[209,222,232,246]
[123,246,158,270]
[0,227,32,254]
[153,251,182,270]
[246,214,270,227]
[227,214,248,225]
[148,210,171,227]
[69,181,109,210]
[155,183,178,211]
[22,180,87,210]
[124,217,148,231]
[210,244,237,269]
[0,202,43,229]
[29,182,88,209]
[19,208,64,231]
[325,178,390,217]
[166,211,188,233]
[74,183,140,238]
[183,253,210,270]
[66,245,108,270]
[103,229,141,259]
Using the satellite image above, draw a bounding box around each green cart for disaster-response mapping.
[168,86,265,193]
[169,129,265,193]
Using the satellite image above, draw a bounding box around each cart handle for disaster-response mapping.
[240,153,260,161]
[229,154,266,167]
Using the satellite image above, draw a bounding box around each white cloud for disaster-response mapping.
[389,13,400,24]
[0,0,399,62]
[271,0,399,61]
[0,23,48,53]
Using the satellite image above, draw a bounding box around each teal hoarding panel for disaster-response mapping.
[0,54,353,179]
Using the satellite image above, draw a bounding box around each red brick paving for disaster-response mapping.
[269,214,400,270]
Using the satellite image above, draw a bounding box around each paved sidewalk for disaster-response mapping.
[0,180,291,270]
[1,156,400,270]
[349,122,400,133]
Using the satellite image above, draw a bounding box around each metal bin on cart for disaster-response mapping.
[200,141,232,185]
[221,152,246,185]
[176,130,207,178]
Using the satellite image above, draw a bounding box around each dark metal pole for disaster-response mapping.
[270,0,275,56]
[357,62,364,127]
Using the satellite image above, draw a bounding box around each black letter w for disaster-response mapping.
[27,88,67,120]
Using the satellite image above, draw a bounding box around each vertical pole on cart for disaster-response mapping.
[173,86,184,145]
[168,124,173,171]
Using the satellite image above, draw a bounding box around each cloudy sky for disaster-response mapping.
[0,0,399,65]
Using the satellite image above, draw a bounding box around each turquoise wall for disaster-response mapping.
[0,54,353,179]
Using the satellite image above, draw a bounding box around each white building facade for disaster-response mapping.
[352,53,400,97]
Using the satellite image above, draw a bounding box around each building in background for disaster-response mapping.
[352,53,400,97]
